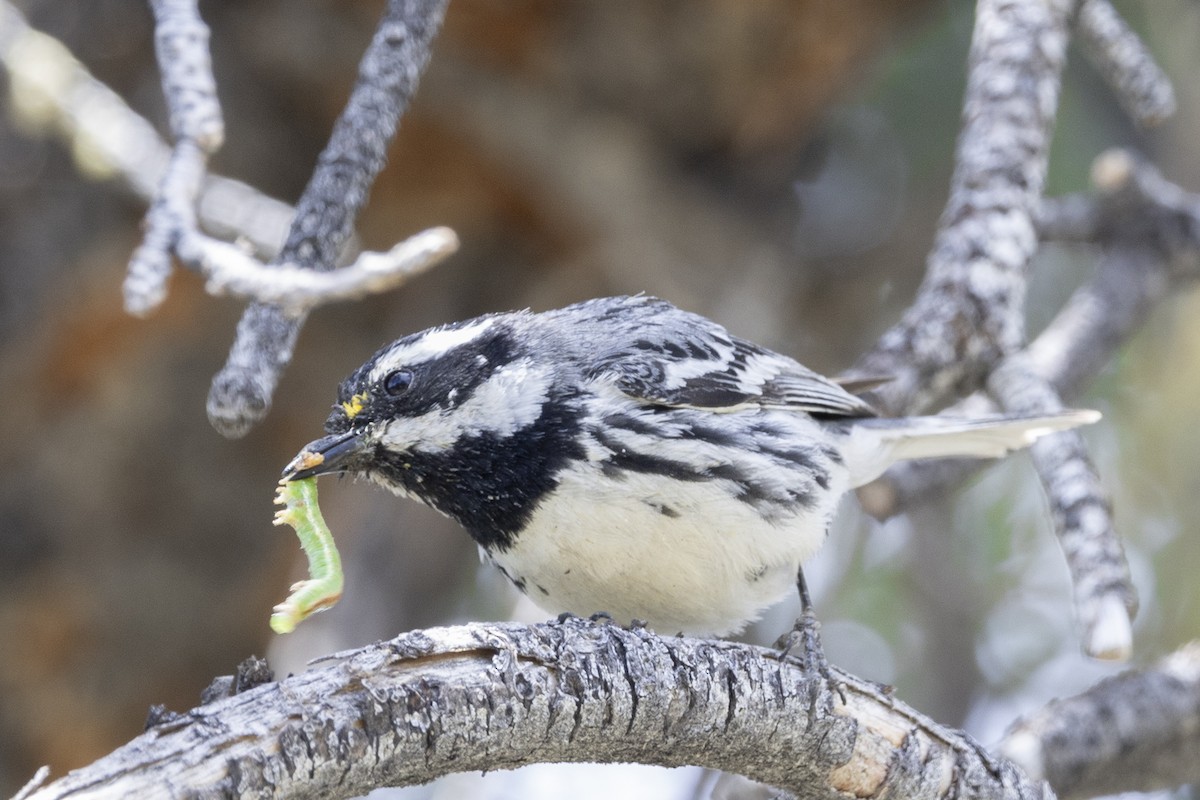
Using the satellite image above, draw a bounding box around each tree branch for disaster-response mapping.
[1074,0,1176,127]
[188,226,458,316]
[987,357,1134,660]
[125,0,223,314]
[1000,641,1200,800]
[20,619,1050,800]
[0,0,294,257]
[852,0,1073,414]
[863,150,1196,517]
[848,0,1177,662]
[858,148,1200,659]
[204,0,450,438]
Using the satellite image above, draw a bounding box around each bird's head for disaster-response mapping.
[282,312,559,487]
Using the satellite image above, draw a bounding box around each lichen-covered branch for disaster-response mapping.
[0,0,294,257]
[206,0,450,439]
[20,619,1050,800]
[149,0,223,150]
[859,149,1200,659]
[852,0,1073,414]
[848,0,1174,664]
[124,0,223,314]
[1000,641,1200,800]
[987,358,1134,660]
[1074,0,1176,127]
[865,150,1197,517]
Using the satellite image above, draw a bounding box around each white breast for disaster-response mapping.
[487,423,849,636]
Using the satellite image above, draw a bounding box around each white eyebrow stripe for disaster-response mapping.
[379,359,553,452]
[370,318,496,380]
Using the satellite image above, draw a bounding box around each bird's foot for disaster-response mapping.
[775,607,846,704]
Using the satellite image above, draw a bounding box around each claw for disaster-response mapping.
[776,566,847,704]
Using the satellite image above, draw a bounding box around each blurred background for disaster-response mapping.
[2,0,1199,796]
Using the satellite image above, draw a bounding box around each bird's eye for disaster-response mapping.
[384,369,415,396]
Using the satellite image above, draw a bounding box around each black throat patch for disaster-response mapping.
[372,388,586,551]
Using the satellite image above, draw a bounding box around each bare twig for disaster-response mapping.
[206,0,450,438]
[21,619,1050,800]
[12,767,50,800]
[124,0,223,315]
[0,0,296,259]
[1000,641,1200,800]
[149,0,224,150]
[1074,0,1176,127]
[189,225,458,315]
[126,138,207,316]
[988,357,1134,660]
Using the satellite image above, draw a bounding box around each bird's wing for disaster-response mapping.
[576,297,876,418]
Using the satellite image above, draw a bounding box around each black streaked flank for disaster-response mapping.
[604,412,745,449]
[494,563,527,594]
[592,430,709,483]
[593,422,827,511]
[601,412,662,437]
[761,446,831,491]
[679,421,743,448]
[820,445,844,465]
[704,462,816,509]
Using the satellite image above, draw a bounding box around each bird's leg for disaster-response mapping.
[779,566,826,673]
[776,565,844,701]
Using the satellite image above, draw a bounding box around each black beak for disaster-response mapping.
[282,430,367,480]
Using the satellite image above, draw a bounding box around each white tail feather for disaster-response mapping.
[843,409,1101,488]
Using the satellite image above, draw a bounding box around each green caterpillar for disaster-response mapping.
[270,470,344,634]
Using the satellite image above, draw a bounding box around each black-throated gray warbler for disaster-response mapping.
[284,295,1098,636]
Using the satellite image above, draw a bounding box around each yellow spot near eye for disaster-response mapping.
[341,393,367,419]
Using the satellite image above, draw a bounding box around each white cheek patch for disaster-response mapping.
[369,318,496,381]
[379,359,554,452]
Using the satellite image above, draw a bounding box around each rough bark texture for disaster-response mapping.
[1075,0,1176,126]
[206,0,448,438]
[865,152,1197,515]
[1001,641,1200,800]
[853,0,1073,414]
[845,0,1139,662]
[22,620,1051,800]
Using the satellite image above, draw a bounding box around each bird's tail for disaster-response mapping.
[842,409,1101,488]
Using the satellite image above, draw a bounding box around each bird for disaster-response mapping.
[284,295,1098,638]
